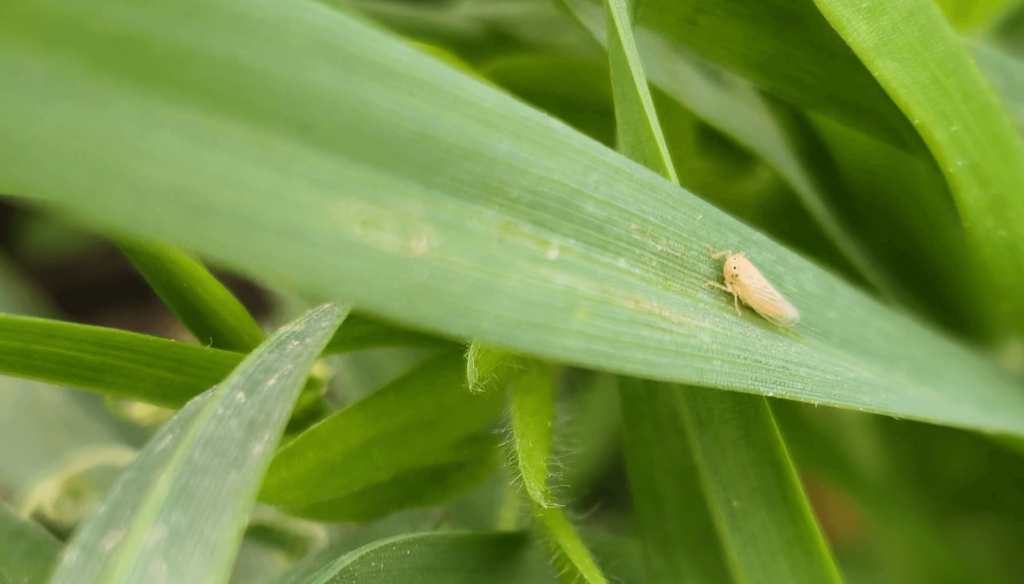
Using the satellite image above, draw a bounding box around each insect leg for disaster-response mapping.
[733,293,743,317]
[704,280,730,292]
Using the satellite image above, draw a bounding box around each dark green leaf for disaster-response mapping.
[280,434,501,522]
[269,531,559,584]
[260,351,503,507]
[323,313,456,355]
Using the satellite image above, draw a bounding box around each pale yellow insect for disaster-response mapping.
[704,246,800,327]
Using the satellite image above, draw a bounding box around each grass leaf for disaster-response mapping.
[118,239,265,352]
[812,0,1024,335]
[0,314,240,408]
[281,434,501,523]
[47,304,344,584]
[0,503,61,584]
[268,532,559,584]
[679,387,843,584]
[604,0,676,181]
[260,351,503,508]
[2,0,1024,434]
[323,313,456,355]
[618,379,733,584]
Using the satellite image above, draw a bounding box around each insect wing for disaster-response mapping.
[737,263,800,327]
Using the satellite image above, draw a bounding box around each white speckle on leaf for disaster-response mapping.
[234,392,246,403]
[546,245,560,260]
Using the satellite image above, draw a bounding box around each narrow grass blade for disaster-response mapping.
[605,0,676,181]
[813,0,1024,336]
[48,304,344,584]
[268,532,559,584]
[0,314,241,407]
[260,351,503,507]
[678,387,843,584]
[118,239,265,352]
[0,503,61,584]
[618,378,732,584]
[4,0,1024,435]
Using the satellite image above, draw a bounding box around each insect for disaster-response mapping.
[704,246,800,327]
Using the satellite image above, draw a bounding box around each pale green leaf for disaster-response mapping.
[48,304,344,584]
[2,0,1024,436]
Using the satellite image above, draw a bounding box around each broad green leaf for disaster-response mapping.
[0,313,240,408]
[260,351,503,507]
[5,0,1024,435]
[509,364,558,508]
[678,387,843,584]
[118,239,265,352]
[280,434,501,522]
[268,531,559,584]
[0,503,61,584]
[812,0,1024,336]
[604,10,837,577]
[605,0,676,181]
[323,313,455,355]
[48,304,344,584]
[618,379,732,584]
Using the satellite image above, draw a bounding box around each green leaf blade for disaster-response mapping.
[813,0,1024,334]
[3,0,1024,436]
[0,503,61,584]
[118,239,265,352]
[605,0,677,182]
[48,304,344,584]
[679,388,843,584]
[618,379,732,584]
[0,314,241,408]
[260,351,503,508]
[269,532,559,584]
